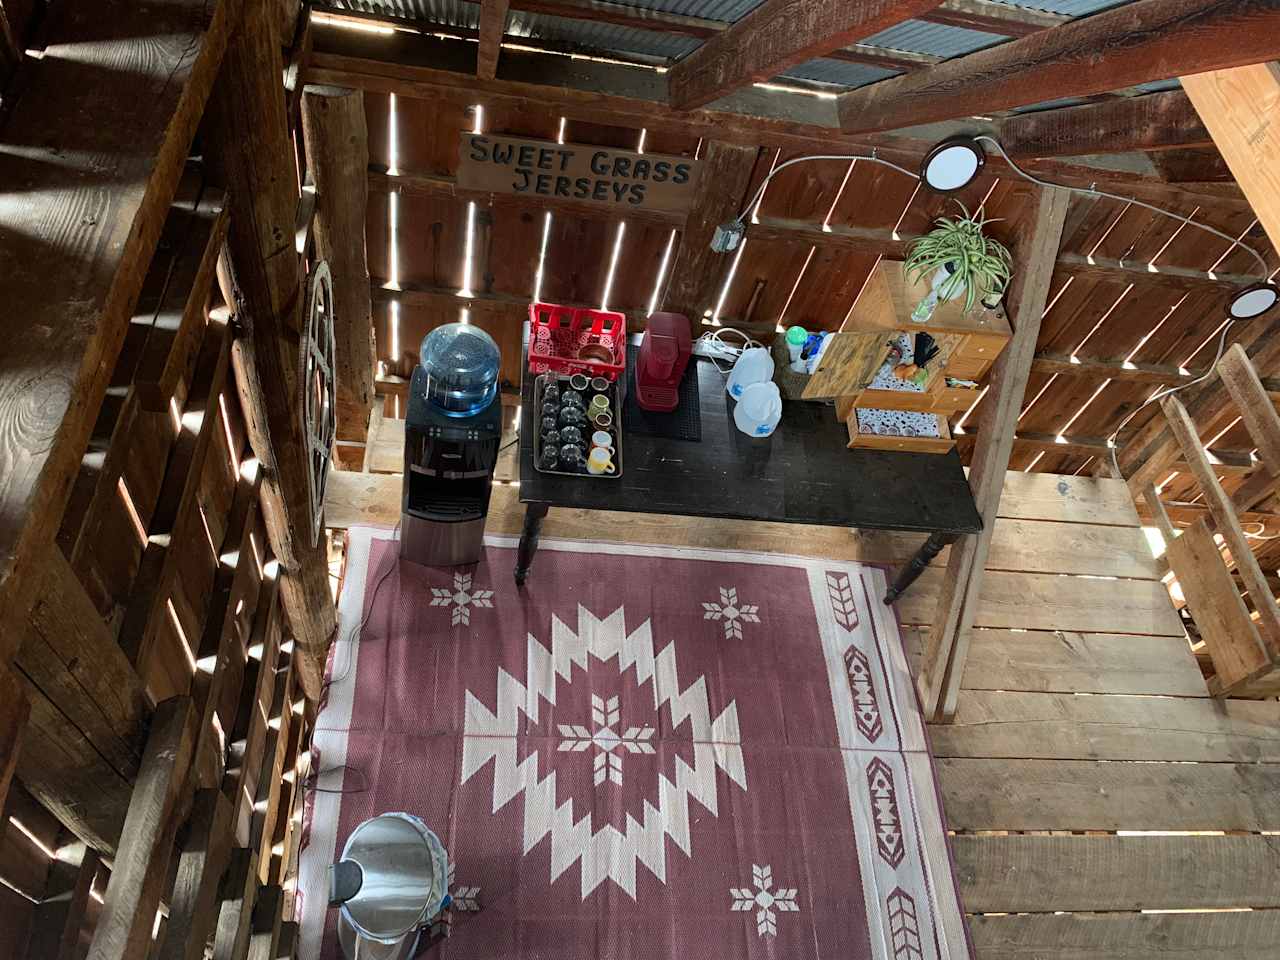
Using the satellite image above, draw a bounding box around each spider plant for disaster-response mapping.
[903,202,1014,313]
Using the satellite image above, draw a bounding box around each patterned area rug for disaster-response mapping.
[298,529,969,960]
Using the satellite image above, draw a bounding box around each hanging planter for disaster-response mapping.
[904,202,1013,322]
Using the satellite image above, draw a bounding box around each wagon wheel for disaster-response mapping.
[299,260,337,548]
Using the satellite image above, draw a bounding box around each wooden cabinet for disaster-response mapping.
[804,260,1012,452]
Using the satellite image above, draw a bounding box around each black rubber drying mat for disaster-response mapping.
[622,350,702,442]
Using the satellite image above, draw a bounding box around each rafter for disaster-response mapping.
[1001,91,1213,159]
[920,0,1067,37]
[478,0,510,80]
[837,0,1280,134]
[308,22,1256,207]
[667,0,944,111]
[1033,353,1280,391]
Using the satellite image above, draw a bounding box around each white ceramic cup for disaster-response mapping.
[586,446,616,475]
[590,430,615,454]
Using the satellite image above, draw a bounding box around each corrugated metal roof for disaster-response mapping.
[1002,0,1128,15]
[334,0,478,29]
[506,11,699,62]
[783,58,897,90]
[614,0,759,21]
[862,19,1007,58]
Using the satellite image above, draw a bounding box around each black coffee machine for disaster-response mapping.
[400,325,503,567]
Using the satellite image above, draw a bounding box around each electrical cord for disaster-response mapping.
[320,521,402,699]
[733,152,919,227]
[695,327,764,374]
[976,135,1272,279]
[1104,319,1238,480]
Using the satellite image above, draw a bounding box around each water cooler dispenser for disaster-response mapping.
[401,323,502,567]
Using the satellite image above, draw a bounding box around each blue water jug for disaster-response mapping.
[418,323,500,417]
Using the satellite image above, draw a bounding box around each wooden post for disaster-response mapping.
[1182,62,1280,252]
[206,0,336,700]
[920,185,1070,723]
[300,85,376,448]
[157,789,235,960]
[86,697,198,960]
[477,0,511,80]
[212,848,260,960]
[26,843,101,960]
[0,664,28,815]
[662,141,761,320]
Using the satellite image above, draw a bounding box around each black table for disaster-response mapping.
[515,353,981,603]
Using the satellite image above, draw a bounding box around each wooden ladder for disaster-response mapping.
[1144,343,1280,697]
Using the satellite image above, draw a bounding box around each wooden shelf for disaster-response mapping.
[843,259,1012,339]
[804,260,1010,418]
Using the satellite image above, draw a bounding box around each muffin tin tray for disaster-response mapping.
[532,374,623,479]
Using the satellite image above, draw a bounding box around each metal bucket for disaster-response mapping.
[329,813,449,960]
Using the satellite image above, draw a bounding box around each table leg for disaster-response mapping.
[884,532,957,604]
[514,503,550,586]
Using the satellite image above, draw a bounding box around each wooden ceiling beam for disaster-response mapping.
[1033,352,1280,391]
[920,0,1068,37]
[1149,146,1235,184]
[477,0,510,80]
[837,0,1280,134]
[956,429,1256,473]
[667,0,945,110]
[308,23,1256,207]
[1183,62,1280,247]
[505,0,940,73]
[1000,90,1213,159]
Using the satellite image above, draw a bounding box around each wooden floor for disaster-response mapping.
[326,465,1280,959]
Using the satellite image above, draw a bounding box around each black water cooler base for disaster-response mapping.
[399,512,487,567]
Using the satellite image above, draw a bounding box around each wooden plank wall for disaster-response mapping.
[0,170,313,960]
[325,467,1275,958]
[361,83,1279,482]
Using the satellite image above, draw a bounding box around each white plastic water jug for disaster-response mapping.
[733,381,783,437]
[725,347,775,399]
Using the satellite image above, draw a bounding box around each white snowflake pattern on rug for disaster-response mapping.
[460,605,746,900]
[702,586,761,640]
[557,693,656,787]
[430,571,494,626]
[429,861,482,937]
[730,863,800,937]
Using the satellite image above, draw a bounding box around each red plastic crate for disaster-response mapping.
[527,302,627,382]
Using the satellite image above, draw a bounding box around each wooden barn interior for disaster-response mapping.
[4,0,1280,958]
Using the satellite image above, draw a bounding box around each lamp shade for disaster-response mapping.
[921,136,985,194]
[1227,282,1280,321]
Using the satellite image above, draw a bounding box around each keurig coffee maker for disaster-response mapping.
[401,323,502,567]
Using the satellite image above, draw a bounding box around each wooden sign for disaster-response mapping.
[457,133,700,215]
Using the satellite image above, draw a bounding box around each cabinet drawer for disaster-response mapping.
[846,407,955,453]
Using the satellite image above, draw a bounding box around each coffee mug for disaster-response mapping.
[586,446,616,475]
[541,381,561,404]
[559,443,586,467]
[590,376,609,392]
[542,428,561,449]
[560,389,584,408]
[541,415,557,434]
[591,411,613,429]
[561,425,584,446]
[538,445,559,470]
[590,430,615,454]
[559,405,586,427]
[541,402,558,418]
[568,373,590,392]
